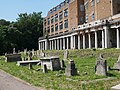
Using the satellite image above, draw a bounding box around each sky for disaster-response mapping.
[0,0,64,21]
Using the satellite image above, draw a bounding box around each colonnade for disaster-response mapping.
[39,26,120,50]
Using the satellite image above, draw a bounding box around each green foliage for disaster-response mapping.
[0,12,43,55]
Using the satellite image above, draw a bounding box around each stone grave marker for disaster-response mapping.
[61,60,66,68]
[113,55,120,70]
[95,54,107,76]
[65,60,77,76]
[29,63,32,69]
[43,64,48,73]
[13,48,15,54]
[5,54,22,62]
[32,49,35,57]
[64,49,68,60]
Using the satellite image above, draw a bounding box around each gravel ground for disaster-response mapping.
[0,69,43,90]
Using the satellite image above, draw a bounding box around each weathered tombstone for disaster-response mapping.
[40,56,61,71]
[64,49,68,60]
[28,63,32,69]
[95,54,107,76]
[13,48,16,54]
[5,54,22,62]
[61,60,66,68]
[65,60,77,76]
[113,55,120,70]
[32,49,35,57]
[43,64,48,73]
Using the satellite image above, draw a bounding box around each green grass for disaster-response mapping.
[0,49,120,90]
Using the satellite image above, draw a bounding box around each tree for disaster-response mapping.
[14,12,43,50]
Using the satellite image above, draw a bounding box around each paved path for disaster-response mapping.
[0,69,43,90]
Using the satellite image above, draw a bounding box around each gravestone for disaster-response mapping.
[32,49,35,56]
[29,63,32,69]
[40,56,61,71]
[64,49,68,60]
[65,60,77,76]
[24,49,27,55]
[61,60,66,68]
[95,54,107,76]
[13,48,15,54]
[43,64,48,73]
[113,55,120,70]
[5,54,22,62]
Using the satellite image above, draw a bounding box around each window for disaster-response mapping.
[64,19,68,28]
[59,22,63,30]
[47,27,50,33]
[51,25,54,32]
[86,14,88,22]
[51,16,54,23]
[80,17,84,23]
[92,13,95,21]
[47,18,50,25]
[59,11,63,20]
[55,14,58,22]
[55,24,58,31]
[64,8,68,17]
[91,0,94,7]
[80,5,84,11]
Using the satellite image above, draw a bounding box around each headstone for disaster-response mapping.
[65,60,77,76]
[40,56,61,71]
[113,55,120,70]
[64,49,68,60]
[61,60,66,68]
[32,49,35,57]
[43,64,48,73]
[18,50,20,54]
[13,48,15,54]
[95,54,107,76]
[28,63,32,69]
[5,54,22,62]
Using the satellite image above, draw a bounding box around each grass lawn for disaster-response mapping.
[0,49,120,90]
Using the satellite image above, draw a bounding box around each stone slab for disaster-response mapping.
[17,60,40,66]
[111,84,120,90]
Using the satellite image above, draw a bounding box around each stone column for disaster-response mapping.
[63,38,65,50]
[52,40,54,50]
[117,28,120,49]
[95,31,98,49]
[71,35,74,49]
[45,39,48,50]
[83,34,85,49]
[57,39,59,50]
[42,41,44,50]
[102,30,105,49]
[88,33,91,49]
[73,35,76,49]
[60,38,62,50]
[78,34,81,49]
[67,37,69,49]
[55,39,57,50]
[50,40,51,50]
[104,26,109,48]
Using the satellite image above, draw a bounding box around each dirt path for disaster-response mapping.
[0,69,43,90]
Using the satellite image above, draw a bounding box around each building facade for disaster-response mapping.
[39,0,120,50]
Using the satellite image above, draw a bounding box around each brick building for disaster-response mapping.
[39,0,120,50]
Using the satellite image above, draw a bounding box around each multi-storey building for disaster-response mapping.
[39,0,120,50]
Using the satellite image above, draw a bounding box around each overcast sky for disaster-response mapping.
[0,0,64,21]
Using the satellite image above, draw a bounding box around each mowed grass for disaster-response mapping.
[0,49,120,90]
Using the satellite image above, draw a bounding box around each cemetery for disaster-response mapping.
[1,49,120,90]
